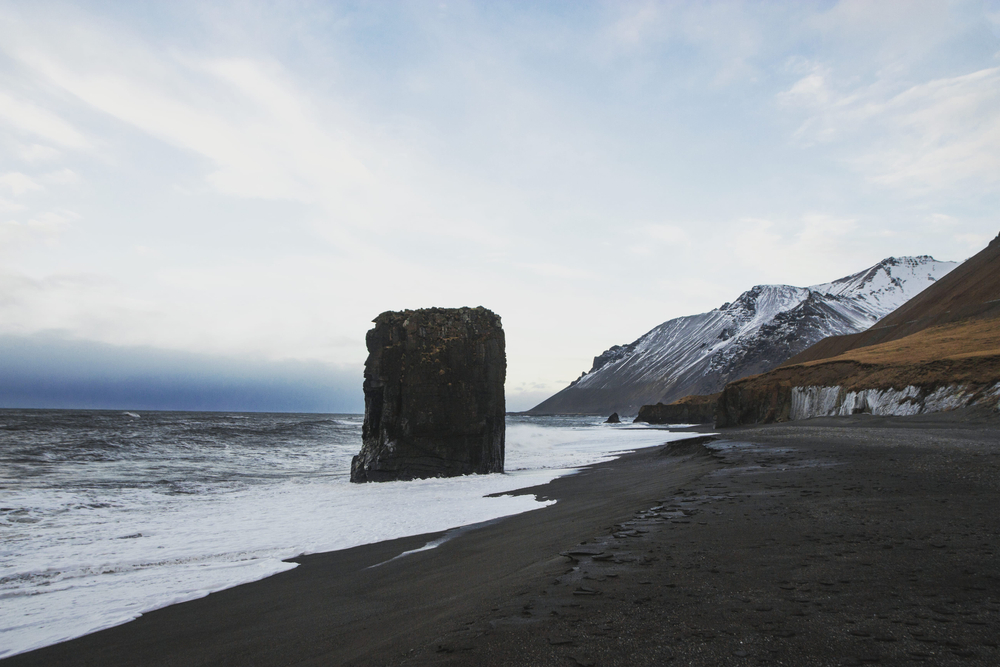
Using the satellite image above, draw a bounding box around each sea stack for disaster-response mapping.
[350,307,506,482]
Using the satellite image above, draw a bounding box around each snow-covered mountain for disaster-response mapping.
[528,256,957,416]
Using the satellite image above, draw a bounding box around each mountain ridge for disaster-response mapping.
[528,255,956,416]
[785,237,1000,365]
[717,232,1000,426]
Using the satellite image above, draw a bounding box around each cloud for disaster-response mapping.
[0,209,77,253]
[779,63,1000,191]
[0,10,534,254]
[0,168,78,252]
[0,197,26,213]
[0,19,396,232]
[0,1,995,413]
[41,168,80,186]
[18,143,63,162]
[37,55,368,206]
[809,0,958,67]
[638,223,691,245]
[0,172,42,195]
[0,91,90,149]
[519,262,591,280]
[724,215,892,287]
[0,332,364,412]
[628,223,693,257]
[606,2,662,47]
[989,7,1000,39]
[599,1,767,85]
[861,68,1000,189]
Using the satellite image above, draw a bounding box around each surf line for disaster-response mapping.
[366,515,513,569]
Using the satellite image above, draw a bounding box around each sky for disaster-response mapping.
[1,0,999,413]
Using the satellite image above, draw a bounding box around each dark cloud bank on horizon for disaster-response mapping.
[0,335,364,413]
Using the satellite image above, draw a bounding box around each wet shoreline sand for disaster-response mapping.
[6,413,999,666]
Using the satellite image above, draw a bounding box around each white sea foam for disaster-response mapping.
[0,414,694,658]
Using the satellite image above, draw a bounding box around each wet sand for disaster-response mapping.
[6,413,1000,666]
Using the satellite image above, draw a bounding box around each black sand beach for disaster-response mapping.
[6,413,1000,666]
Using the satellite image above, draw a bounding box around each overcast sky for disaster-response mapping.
[1,0,999,412]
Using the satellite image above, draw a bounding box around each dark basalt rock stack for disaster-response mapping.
[350,307,506,482]
[605,412,621,424]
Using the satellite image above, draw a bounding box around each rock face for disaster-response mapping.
[528,256,956,416]
[350,307,506,483]
[716,375,1000,427]
[635,395,717,425]
[716,380,794,427]
[604,412,621,424]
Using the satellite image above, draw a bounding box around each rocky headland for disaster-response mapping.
[350,307,506,482]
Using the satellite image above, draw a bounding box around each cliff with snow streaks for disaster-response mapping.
[528,256,956,416]
[716,379,1000,428]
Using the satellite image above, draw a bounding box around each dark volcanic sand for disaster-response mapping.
[6,413,999,666]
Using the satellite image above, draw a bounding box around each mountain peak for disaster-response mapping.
[809,256,956,313]
[528,254,959,416]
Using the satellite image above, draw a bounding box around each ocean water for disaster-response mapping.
[0,410,695,658]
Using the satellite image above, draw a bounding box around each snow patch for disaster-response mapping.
[987,381,1000,411]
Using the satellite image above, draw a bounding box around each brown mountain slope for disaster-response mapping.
[735,318,1000,395]
[785,232,1000,365]
[716,318,1000,427]
[716,233,1000,426]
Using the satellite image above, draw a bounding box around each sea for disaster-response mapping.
[0,410,695,658]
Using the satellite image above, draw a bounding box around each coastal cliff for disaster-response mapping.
[351,307,506,482]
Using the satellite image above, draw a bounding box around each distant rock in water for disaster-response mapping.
[350,307,506,483]
[605,412,621,424]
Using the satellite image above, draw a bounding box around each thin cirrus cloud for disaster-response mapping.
[0,90,90,150]
[779,64,1000,192]
[13,14,529,276]
[13,45,377,218]
[1,16,511,249]
[0,172,42,196]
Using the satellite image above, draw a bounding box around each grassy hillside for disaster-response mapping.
[735,318,1000,394]
[715,229,1000,427]
[785,232,1000,365]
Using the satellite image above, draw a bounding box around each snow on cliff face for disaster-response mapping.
[531,256,958,416]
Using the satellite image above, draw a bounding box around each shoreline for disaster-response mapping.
[0,415,689,659]
[4,429,719,666]
[6,414,1000,666]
